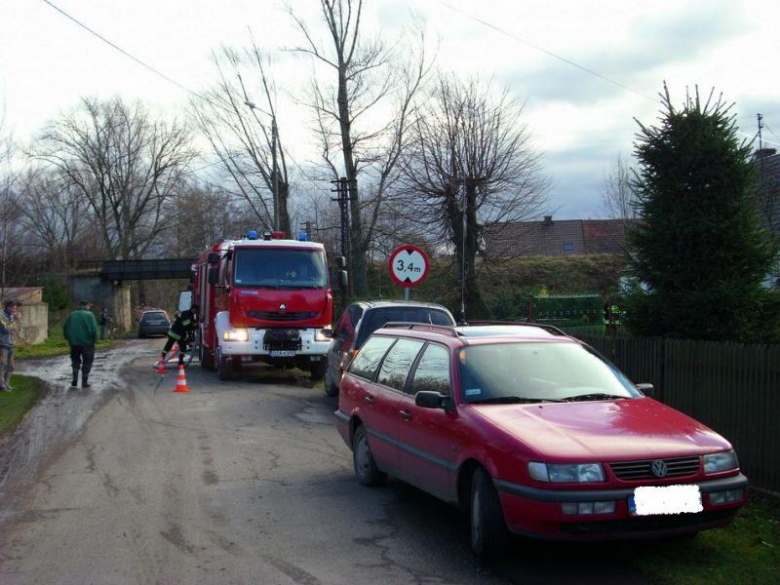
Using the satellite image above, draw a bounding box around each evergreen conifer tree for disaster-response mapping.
[626,84,775,341]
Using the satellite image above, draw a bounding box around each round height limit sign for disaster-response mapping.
[389,245,430,289]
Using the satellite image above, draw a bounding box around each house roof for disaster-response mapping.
[754,152,780,233]
[2,287,43,304]
[483,218,636,258]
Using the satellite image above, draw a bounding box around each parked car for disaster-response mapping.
[324,300,456,396]
[138,309,171,338]
[335,323,748,558]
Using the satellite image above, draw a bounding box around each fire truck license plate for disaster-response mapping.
[270,350,296,358]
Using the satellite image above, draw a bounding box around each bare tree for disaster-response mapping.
[601,154,638,222]
[31,97,195,260]
[0,109,22,296]
[166,180,258,257]
[191,43,292,235]
[400,76,548,319]
[17,167,90,268]
[289,0,431,295]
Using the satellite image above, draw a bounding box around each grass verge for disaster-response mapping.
[0,375,47,437]
[633,498,780,584]
[15,329,117,360]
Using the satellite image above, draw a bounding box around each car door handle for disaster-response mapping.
[399,410,412,421]
[363,395,375,405]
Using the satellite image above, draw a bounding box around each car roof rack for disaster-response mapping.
[380,322,462,338]
[461,320,569,337]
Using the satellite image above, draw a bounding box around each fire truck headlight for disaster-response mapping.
[223,328,249,342]
[315,328,333,342]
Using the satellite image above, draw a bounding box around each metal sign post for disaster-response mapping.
[388,245,430,298]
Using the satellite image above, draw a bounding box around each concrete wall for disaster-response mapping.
[18,302,49,345]
[68,276,132,332]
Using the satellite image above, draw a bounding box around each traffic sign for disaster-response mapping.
[388,245,430,288]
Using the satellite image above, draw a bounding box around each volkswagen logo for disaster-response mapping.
[279,303,287,313]
[651,460,668,478]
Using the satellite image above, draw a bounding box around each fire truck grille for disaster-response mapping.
[249,311,318,322]
[609,456,700,481]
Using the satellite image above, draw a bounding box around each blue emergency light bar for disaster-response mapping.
[247,230,259,240]
[298,233,308,241]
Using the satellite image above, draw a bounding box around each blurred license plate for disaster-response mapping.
[628,485,702,516]
[270,350,296,358]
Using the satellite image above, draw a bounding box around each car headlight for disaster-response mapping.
[223,328,249,342]
[703,450,738,475]
[314,328,333,342]
[528,462,605,483]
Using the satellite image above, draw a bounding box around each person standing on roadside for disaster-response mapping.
[0,301,21,392]
[63,300,98,389]
[99,307,113,340]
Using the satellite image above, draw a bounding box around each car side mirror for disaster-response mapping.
[208,266,219,285]
[636,383,654,398]
[337,256,347,269]
[208,252,220,264]
[339,270,348,290]
[416,391,452,410]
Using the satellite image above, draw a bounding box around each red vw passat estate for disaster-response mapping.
[334,323,748,558]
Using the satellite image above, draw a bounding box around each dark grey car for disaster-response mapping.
[324,300,455,396]
[138,310,171,338]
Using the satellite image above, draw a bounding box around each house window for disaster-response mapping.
[563,241,574,252]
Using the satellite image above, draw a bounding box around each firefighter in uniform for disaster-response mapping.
[159,304,199,367]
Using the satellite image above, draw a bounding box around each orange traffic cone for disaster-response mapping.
[156,357,167,375]
[174,364,189,393]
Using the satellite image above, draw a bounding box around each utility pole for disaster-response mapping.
[758,113,764,151]
[331,177,352,296]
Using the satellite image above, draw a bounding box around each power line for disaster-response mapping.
[763,122,780,146]
[41,0,205,100]
[436,1,657,103]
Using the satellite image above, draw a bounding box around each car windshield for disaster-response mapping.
[458,342,639,404]
[355,307,455,349]
[233,248,328,289]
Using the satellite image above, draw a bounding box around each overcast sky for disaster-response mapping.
[2,0,779,219]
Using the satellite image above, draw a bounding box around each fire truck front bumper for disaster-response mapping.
[218,326,332,358]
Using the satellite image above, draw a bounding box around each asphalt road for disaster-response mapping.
[0,341,649,584]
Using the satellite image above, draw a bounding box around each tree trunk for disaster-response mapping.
[278,179,291,237]
[337,69,367,297]
[447,185,491,320]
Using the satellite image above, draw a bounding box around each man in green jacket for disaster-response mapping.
[63,300,99,388]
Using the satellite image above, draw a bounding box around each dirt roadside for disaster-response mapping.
[0,339,158,502]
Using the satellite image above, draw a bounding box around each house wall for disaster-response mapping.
[18,302,49,345]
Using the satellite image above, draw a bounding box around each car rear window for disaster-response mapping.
[376,338,425,391]
[141,312,168,324]
[349,336,395,381]
[355,308,454,349]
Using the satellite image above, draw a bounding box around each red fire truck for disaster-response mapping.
[192,230,345,381]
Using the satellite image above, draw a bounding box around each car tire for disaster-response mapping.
[470,468,508,559]
[352,425,385,487]
[217,349,233,381]
[324,369,339,397]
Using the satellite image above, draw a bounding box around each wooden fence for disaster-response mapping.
[571,333,780,495]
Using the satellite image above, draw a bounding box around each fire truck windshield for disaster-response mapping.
[233,248,328,289]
